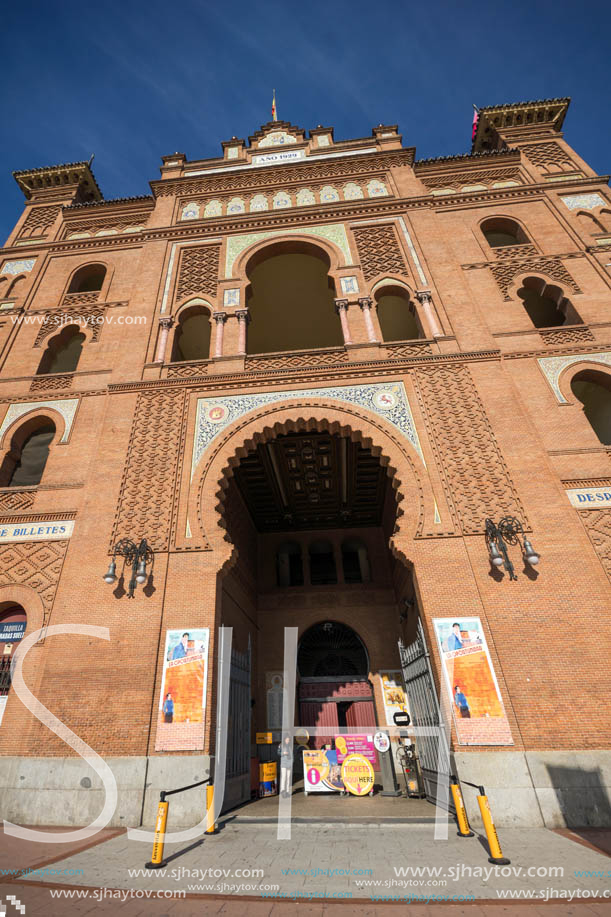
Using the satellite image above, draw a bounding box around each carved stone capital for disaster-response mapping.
[158,316,174,329]
[358,296,373,311]
[334,298,349,314]
[416,289,432,305]
[213,311,228,324]
[235,309,250,324]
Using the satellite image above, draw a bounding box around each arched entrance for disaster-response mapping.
[298,621,376,749]
[0,603,27,726]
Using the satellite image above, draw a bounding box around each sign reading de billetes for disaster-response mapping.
[0,519,74,543]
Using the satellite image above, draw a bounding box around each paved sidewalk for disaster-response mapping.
[2,820,609,915]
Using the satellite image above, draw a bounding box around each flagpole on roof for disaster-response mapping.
[272,89,277,122]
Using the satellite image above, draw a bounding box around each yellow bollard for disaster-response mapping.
[145,798,169,869]
[477,789,510,864]
[450,776,474,837]
[205,783,219,835]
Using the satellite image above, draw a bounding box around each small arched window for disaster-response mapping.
[516,277,582,329]
[37,325,85,375]
[481,218,530,248]
[375,286,421,341]
[0,418,56,487]
[309,540,337,586]
[341,539,371,584]
[571,371,611,445]
[276,541,304,587]
[171,306,212,362]
[68,264,106,294]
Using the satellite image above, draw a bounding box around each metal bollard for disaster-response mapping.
[450,775,474,837]
[476,787,510,864]
[145,795,169,869]
[205,783,219,835]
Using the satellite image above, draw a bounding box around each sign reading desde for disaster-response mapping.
[155,628,210,752]
[341,754,375,796]
[0,520,74,543]
[566,487,611,509]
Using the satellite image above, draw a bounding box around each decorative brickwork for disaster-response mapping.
[175,244,220,301]
[421,168,520,191]
[493,244,539,260]
[491,256,581,301]
[413,364,525,534]
[521,143,574,171]
[112,389,187,551]
[539,326,595,346]
[29,373,73,392]
[61,291,100,306]
[579,509,611,582]
[385,341,432,358]
[0,540,68,634]
[0,491,35,512]
[351,224,407,281]
[244,349,349,371]
[19,205,61,237]
[166,360,210,378]
[34,306,106,346]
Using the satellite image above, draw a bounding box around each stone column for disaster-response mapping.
[358,297,378,343]
[416,289,443,338]
[334,298,352,345]
[212,311,227,358]
[236,310,250,355]
[155,316,174,363]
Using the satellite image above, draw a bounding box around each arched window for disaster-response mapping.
[0,604,27,712]
[375,286,421,341]
[481,217,530,248]
[6,275,26,299]
[68,264,106,294]
[0,418,56,487]
[571,371,611,445]
[516,277,582,328]
[308,540,337,586]
[171,306,212,362]
[37,325,85,375]
[297,621,368,677]
[576,211,606,234]
[276,541,304,587]
[245,243,342,354]
[341,539,371,584]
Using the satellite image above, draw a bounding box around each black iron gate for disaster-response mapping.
[398,618,450,802]
[225,642,251,809]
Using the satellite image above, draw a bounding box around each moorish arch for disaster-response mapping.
[189,399,436,567]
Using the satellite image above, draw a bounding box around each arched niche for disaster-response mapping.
[244,241,343,354]
[570,370,611,445]
[481,217,530,248]
[67,263,107,294]
[516,276,582,328]
[171,303,212,362]
[37,325,85,375]
[374,284,421,341]
[297,621,369,677]
[0,416,57,487]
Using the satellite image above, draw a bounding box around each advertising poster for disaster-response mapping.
[380,671,410,726]
[335,734,378,767]
[433,618,513,746]
[303,749,344,793]
[155,628,210,751]
[341,754,375,796]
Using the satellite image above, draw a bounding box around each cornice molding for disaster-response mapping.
[462,250,587,270]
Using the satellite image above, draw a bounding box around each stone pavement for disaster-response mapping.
[1,819,610,915]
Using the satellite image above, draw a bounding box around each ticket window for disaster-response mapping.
[0,605,27,712]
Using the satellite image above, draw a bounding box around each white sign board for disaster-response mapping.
[566,487,611,509]
[0,520,74,543]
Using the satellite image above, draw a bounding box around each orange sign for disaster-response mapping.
[256,732,273,744]
[340,753,374,796]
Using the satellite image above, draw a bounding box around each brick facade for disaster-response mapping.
[0,101,610,826]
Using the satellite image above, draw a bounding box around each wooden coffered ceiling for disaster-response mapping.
[233,432,388,532]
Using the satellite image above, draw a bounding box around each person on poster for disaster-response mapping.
[277,734,293,797]
[454,685,470,718]
[163,692,174,723]
[171,632,190,660]
[445,623,464,652]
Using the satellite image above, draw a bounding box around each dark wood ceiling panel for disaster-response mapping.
[232,432,388,532]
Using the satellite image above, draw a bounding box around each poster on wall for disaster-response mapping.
[380,671,410,726]
[335,735,378,767]
[432,618,513,746]
[303,748,344,793]
[155,628,210,751]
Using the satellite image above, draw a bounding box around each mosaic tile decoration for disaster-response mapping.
[258,131,298,148]
[340,276,359,294]
[181,202,200,220]
[0,398,79,444]
[1,259,36,275]
[223,288,240,306]
[192,381,425,479]
[225,224,352,276]
[538,351,611,402]
[561,193,607,211]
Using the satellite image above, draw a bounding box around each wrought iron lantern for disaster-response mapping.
[485,517,540,581]
[103,537,154,598]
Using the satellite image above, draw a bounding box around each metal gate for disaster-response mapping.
[398,618,450,802]
[225,642,251,810]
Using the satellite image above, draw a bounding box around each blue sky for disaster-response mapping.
[2,0,610,242]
